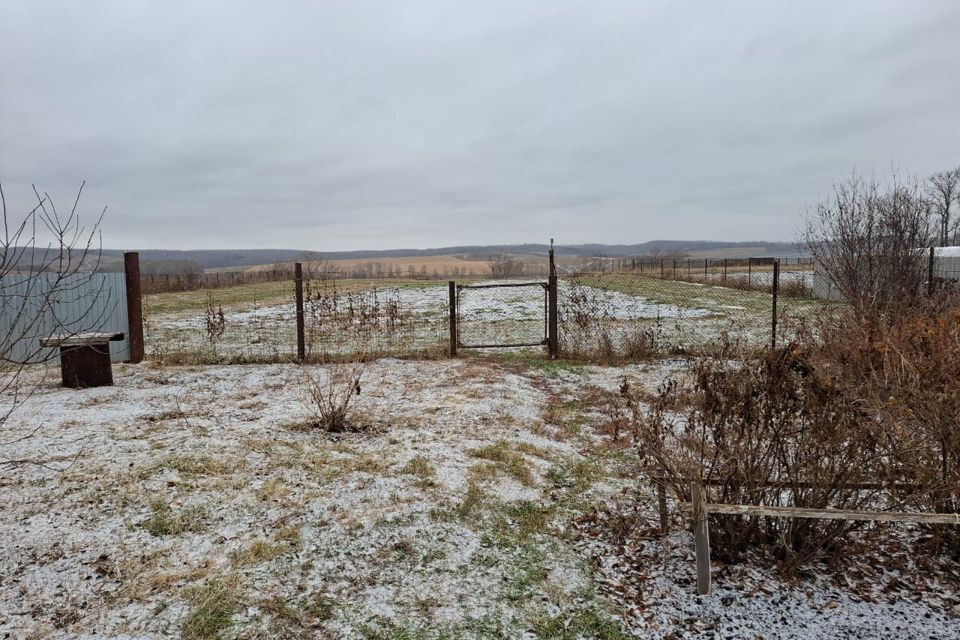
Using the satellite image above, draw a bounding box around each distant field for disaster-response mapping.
[238,255,492,276]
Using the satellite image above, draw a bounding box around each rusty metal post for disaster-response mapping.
[123,252,144,363]
[295,263,305,361]
[448,281,458,357]
[747,258,752,284]
[928,246,936,297]
[723,258,728,281]
[771,258,780,350]
[704,258,708,279]
[548,274,559,358]
[548,241,559,358]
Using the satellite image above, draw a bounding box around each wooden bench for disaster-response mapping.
[39,332,125,388]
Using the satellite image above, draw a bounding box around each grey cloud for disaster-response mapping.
[2,0,959,251]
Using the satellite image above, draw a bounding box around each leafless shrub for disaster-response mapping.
[624,297,960,570]
[927,167,960,247]
[558,273,664,362]
[301,363,364,432]
[203,294,225,347]
[1,181,108,464]
[487,254,523,278]
[303,277,406,357]
[805,171,932,318]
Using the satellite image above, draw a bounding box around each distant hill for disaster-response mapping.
[92,241,806,271]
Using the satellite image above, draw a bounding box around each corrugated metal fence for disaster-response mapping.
[1,272,130,363]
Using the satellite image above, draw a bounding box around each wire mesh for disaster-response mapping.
[557,258,817,357]
[143,275,450,362]
[455,281,549,349]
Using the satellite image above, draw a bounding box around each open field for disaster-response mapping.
[2,358,957,639]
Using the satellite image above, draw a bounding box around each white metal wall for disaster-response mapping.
[0,272,129,363]
[812,250,960,301]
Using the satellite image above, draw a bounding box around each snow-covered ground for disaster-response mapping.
[2,359,957,638]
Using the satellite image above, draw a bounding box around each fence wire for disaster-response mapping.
[143,276,450,362]
[140,258,828,362]
[558,258,818,357]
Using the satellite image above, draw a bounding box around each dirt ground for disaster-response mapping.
[2,358,958,639]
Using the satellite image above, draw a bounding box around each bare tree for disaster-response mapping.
[927,167,960,246]
[1,181,108,465]
[487,254,523,278]
[805,171,932,318]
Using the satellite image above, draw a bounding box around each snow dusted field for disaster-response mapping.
[144,278,757,362]
[2,358,958,639]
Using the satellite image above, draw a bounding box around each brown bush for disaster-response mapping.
[301,363,365,432]
[626,298,960,570]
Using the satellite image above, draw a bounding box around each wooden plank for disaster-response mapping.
[692,482,711,595]
[648,474,921,492]
[679,502,960,525]
[40,332,124,347]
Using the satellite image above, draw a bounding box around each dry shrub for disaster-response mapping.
[627,297,960,570]
[301,363,364,432]
[560,275,663,362]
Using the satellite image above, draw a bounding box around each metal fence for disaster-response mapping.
[143,274,453,363]
[138,253,831,362]
[0,272,130,363]
[556,259,810,357]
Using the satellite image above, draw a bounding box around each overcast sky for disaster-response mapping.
[2,1,959,251]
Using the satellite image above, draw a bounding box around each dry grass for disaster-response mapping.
[468,441,535,486]
[141,500,208,537]
[181,577,241,640]
[231,538,288,566]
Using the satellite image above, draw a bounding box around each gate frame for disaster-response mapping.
[453,281,551,351]
[447,242,560,358]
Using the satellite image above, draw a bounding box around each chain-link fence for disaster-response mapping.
[141,256,830,363]
[558,258,819,357]
[143,275,452,363]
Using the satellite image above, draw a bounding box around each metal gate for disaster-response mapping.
[448,277,558,356]
[455,281,550,350]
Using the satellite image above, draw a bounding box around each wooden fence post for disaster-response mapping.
[657,481,669,533]
[448,281,458,357]
[295,263,305,361]
[692,481,711,595]
[123,252,144,363]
